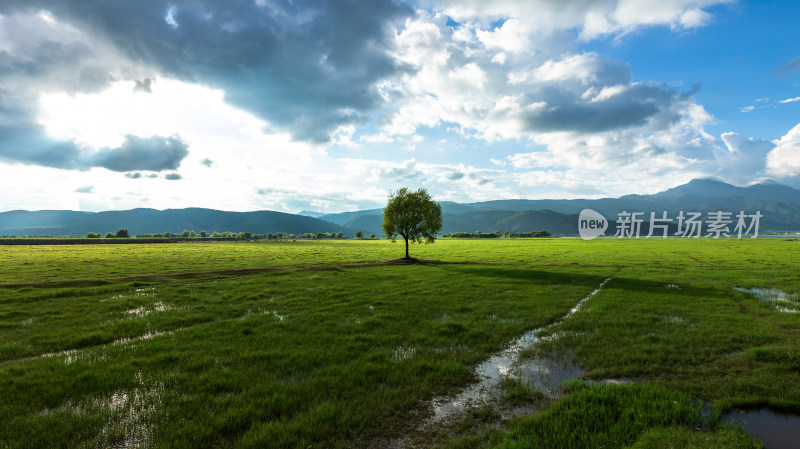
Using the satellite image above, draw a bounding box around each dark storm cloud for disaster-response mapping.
[521,83,685,134]
[89,135,189,172]
[0,122,81,168]
[0,93,84,168]
[0,36,92,80]
[0,120,188,173]
[77,66,116,92]
[0,11,168,170]
[133,78,153,93]
[0,0,415,143]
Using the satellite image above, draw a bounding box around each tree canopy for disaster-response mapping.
[382,187,443,259]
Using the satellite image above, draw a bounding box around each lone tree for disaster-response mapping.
[382,187,443,259]
[355,230,364,239]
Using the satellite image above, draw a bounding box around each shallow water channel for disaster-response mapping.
[428,277,612,423]
[733,287,799,313]
[723,409,800,449]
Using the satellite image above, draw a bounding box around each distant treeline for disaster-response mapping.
[137,231,347,240]
[442,230,551,238]
[2,228,551,242]
[133,230,256,239]
[0,238,243,245]
[0,228,349,243]
[267,232,345,240]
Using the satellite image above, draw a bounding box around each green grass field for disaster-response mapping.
[1,239,798,448]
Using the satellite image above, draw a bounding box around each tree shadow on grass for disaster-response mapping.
[437,264,723,300]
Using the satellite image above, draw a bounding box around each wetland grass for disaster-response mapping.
[1,238,798,447]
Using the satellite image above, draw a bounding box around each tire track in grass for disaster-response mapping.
[0,259,486,289]
[1,260,677,290]
[1,307,284,366]
[382,277,612,448]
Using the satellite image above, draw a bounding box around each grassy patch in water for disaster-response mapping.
[629,425,763,449]
[497,382,707,449]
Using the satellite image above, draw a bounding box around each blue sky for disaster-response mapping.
[582,1,800,138]
[0,0,798,213]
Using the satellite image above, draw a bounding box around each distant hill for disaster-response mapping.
[3,179,799,237]
[297,210,325,218]
[320,179,800,236]
[656,178,800,204]
[0,208,351,237]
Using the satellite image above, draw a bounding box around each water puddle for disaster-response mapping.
[392,346,416,361]
[103,287,156,302]
[22,312,263,367]
[734,287,799,313]
[599,378,634,385]
[433,343,469,354]
[236,308,286,322]
[38,330,171,365]
[515,354,585,397]
[723,409,800,449]
[93,372,165,449]
[126,301,174,318]
[112,330,171,347]
[41,348,104,365]
[339,316,360,326]
[26,309,283,366]
[428,278,611,424]
[39,371,165,448]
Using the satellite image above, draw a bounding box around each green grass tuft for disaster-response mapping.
[496,382,706,449]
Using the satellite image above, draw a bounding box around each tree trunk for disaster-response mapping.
[405,236,409,259]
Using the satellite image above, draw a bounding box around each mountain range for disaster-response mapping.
[318,179,800,236]
[1,179,799,237]
[0,209,350,237]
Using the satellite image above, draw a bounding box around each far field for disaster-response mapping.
[1,239,798,448]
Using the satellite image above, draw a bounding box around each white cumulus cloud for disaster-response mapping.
[767,124,800,177]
